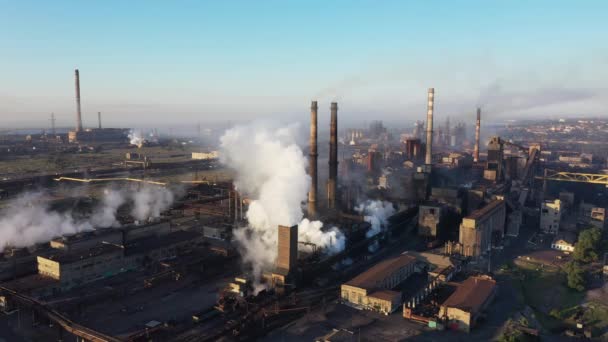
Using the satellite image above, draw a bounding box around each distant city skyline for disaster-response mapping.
[1,0,607,128]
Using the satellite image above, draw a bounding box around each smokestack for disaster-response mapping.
[50,112,56,135]
[98,112,102,129]
[308,101,318,217]
[425,88,434,165]
[328,102,338,209]
[75,69,83,132]
[474,107,481,162]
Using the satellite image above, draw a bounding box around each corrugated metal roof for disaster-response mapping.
[345,254,416,290]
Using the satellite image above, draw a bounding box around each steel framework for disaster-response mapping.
[536,170,608,186]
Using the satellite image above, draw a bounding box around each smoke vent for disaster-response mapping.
[308,101,318,217]
[75,69,83,132]
[328,102,338,209]
[425,88,434,165]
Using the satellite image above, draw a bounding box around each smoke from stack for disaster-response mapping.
[98,112,102,129]
[128,130,145,148]
[0,186,176,252]
[328,102,338,209]
[75,69,83,132]
[219,122,345,284]
[474,107,481,162]
[355,200,396,238]
[308,101,318,217]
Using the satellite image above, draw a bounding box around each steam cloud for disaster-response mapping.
[356,200,396,238]
[128,129,145,148]
[220,123,346,278]
[0,186,175,252]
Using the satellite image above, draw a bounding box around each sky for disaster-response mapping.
[1,0,607,129]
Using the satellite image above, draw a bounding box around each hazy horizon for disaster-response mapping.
[2,1,608,128]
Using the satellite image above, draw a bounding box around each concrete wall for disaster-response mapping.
[541,199,562,234]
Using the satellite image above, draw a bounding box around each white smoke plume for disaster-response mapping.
[0,185,176,252]
[90,188,126,228]
[298,219,345,254]
[131,186,175,221]
[128,129,145,148]
[356,200,396,238]
[220,123,346,279]
[0,192,93,251]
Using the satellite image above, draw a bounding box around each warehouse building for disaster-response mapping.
[38,244,130,290]
[439,275,497,332]
[340,254,416,315]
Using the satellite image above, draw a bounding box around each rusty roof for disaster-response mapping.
[345,254,416,290]
[441,276,496,313]
[466,199,504,221]
[368,289,401,302]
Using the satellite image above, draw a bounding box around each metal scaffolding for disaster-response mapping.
[536,170,608,186]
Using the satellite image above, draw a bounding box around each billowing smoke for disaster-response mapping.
[356,200,396,238]
[0,185,176,252]
[128,129,145,148]
[298,219,345,253]
[220,123,345,279]
[90,188,126,228]
[0,192,92,251]
[131,186,175,221]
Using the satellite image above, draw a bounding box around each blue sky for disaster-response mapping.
[1,0,607,128]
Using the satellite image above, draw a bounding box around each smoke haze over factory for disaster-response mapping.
[1,1,608,128]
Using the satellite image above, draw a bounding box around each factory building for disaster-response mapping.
[66,69,129,143]
[192,151,219,160]
[404,138,422,160]
[50,229,124,252]
[17,228,201,294]
[418,203,445,238]
[439,276,497,333]
[341,255,416,315]
[484,137,504,181]
[579,202,606,229]
[268,225,298,288]
[430,187,464,214]
[37,244,128,290]
[68,128,129,144]
[459,199,506,257]
[540,199,562,234]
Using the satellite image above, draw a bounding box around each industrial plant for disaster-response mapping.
[2,2,608,340]
[1,66,607,342]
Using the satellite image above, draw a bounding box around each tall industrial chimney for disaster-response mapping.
[424,88,434,165]
[327,102,338,209]
[97,112,102,129]
[308,101,318,217]
[74,69,83,132]
[50,112,56,135]
[474,107,481,162]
